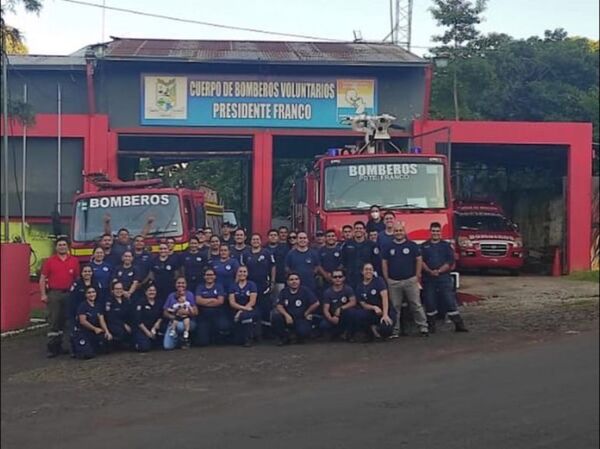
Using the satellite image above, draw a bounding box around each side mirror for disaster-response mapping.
[512,223,519,232]
[294,177,307,204]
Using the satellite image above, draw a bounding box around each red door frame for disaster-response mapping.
[5,115,592,272]
[413,119,593,273]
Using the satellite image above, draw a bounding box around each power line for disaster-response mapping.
[58,0,346,42]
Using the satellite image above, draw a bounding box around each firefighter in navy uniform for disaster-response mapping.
[71,286,108,359]
[340,221,381,289]
[317,229,343,290]
[112,250,141,300]
[180,236,209,292]
[150,242,180,307]
[420,222,468,333]
[320,269,360,341]
[132,284,164,352]
[132,235,153,288]
[230,228,252,265]
[272,272,320,346]
[100,281,134,349]
[245,233,276,334]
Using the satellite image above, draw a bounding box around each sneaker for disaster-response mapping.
[419,328,430,337]
[388,332,400,340]
[183,330,189,340]
[168,328,177,338]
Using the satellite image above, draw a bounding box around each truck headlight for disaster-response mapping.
[458,237,473,248]
[513,238,523,248]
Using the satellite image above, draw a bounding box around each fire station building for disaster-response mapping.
[1,38,593,273]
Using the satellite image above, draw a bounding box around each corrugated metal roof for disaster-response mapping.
[102,38,426,66]
[8,54,86,69]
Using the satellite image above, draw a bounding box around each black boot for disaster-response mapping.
[450,315,469,332]
[46,342,60,358]
[427,315,437,334]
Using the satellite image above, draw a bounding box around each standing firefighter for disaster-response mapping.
[420,222,468,333]
[39,237,81,357]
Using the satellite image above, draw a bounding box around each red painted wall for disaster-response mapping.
[413,119,593,272]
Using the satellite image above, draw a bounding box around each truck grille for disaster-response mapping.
[480,243,508,257]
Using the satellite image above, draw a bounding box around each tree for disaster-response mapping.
[1,0,42,124]
[429,0,488,120]
[1,0,41,56]
[430,30,599,141]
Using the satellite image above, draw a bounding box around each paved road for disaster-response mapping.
[2,330,598,449]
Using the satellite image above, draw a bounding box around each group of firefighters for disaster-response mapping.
[39,205,468,359]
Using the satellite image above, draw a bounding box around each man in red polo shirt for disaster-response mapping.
[40,237,80,357]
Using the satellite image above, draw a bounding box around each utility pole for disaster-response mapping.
[2,50,9,242]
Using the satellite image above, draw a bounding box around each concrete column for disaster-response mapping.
[251,131,273,237]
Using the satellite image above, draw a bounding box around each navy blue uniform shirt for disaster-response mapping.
[376,231,395,254]
[74,300,103,331]
[383,240,421,281]
[318,245,342,275]
[69,279,102,318]
[420,240,454,278]
[133,298,163,329]
[245,248,275,292]
[195,282,226,309]
[133,250,153,280]
[180,250,209,284]
[150,255,180,297]
[355,277,388,308]
[322,285,355,313]
[366,220,385,234]
[103,296,133,327]
[285,248,320,291]
[90,261,112,295]
[212,258,240,293]
[229,280,258,307]
[267,243,291,284]
[112,264,141,291]
[341,239,381,282]
[276,286,318,318]
[230,245,252,265]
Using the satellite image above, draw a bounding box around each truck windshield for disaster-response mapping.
[73,193,183,241]
[456,214,513,232]
[324,162,446,210]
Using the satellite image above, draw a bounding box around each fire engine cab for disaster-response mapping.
[292,114,454,242]
[70,175,223,262]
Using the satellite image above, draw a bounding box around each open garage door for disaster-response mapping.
[117,134,253,230]
[438,143,568,274]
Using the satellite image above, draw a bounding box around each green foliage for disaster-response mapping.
[430,0,487,54]
[1,0,42,124]
[430,29,600,140]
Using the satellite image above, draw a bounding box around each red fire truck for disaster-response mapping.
[291,114,454,242]
[70,176,223,262]
[454,201,525,275]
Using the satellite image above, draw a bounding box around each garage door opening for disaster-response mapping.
[438,143,568,274]
[272,134,409,229]
[117,134,253,230]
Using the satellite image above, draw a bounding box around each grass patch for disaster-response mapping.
[567,270,600,282]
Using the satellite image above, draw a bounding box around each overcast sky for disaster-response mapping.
[5,0,599,56]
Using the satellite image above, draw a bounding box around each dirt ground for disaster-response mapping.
[1,275,598,449]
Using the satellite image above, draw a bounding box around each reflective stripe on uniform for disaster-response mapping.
[447,310,460,316]
[426,311,438,316]
[47,331,63,337]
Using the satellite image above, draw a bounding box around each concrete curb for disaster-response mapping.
[1,321,48,338]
